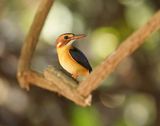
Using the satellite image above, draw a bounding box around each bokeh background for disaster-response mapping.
[0,0,160,126]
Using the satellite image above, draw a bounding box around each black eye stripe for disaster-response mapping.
[64,36,69,39]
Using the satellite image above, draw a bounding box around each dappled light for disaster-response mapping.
[124,94,156,126]
[42,1,74,43]
[0,0,160,126]
[125,1,154,29]
[91,27,119,62]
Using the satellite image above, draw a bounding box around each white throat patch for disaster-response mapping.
[66,40,75,46]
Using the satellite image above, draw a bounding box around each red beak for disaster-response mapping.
[71,34,86,40]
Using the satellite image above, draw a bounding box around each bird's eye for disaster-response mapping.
[64,36,69,39]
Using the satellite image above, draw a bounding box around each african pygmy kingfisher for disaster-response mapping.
[56,33,92,79]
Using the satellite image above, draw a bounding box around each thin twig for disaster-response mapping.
[77,10,160,97]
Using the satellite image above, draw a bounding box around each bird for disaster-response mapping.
[56,33,92,79]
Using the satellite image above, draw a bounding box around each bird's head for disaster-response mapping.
[56,33,86,48]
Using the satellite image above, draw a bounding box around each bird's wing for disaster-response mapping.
[69,47,92,72]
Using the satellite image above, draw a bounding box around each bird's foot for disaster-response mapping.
[72,74,78,79]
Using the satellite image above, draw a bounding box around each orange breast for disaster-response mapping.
[57,46,89,76]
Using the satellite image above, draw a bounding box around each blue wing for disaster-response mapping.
[69,47,92,72]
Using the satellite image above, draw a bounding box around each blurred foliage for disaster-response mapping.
[71,106,102,126]
[0,0,160,126]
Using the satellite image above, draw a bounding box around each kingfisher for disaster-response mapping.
[56,33,92,79]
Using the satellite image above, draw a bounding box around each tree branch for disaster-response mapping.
[17,0,91,106]
[43,67,91,106]
[17,0,160,107]
[23,69,91,106]
[77,10,160,97]
[17,0,54,90]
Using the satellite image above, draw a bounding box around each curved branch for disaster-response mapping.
[17,0,160,107]
[17,0,91,106]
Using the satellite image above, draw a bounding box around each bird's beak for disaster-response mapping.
[71,34,86,40]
